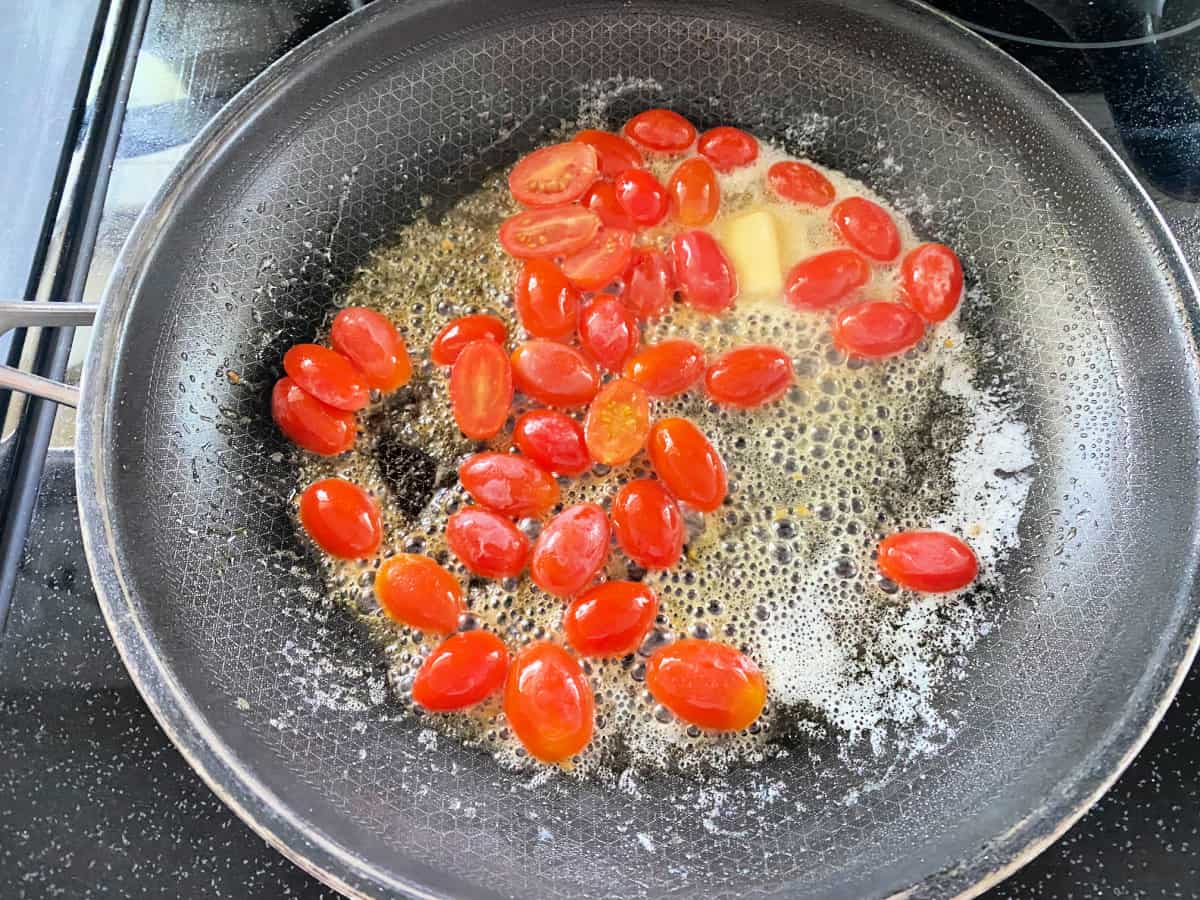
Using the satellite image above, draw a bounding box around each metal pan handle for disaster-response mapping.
[0,302,99,408]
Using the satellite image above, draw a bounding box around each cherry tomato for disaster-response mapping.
[832,301,925,359]
[704,345,794,408]
[623,339,705,397]
[877,530,978,592]
[449,340,513,439]
[574,129,644,178]
[583,181,636,230]
[647,417,727,512]
[375,554,463,634]
[530,503,610,597]
[271,377,355,455]
[613,169,669,227]
[283,344,369,411]
[504,642,594,762]
[697,126,758,172]
[668,157,720,227]
[671,230,737,313]
[579,295,639,372]
[623,109,696,153]
[445,507,530,579]
[899,243,963,323]
[508,141,598,207]
[298,478,381,559]
[622,248,675,321]
[767,161,836,207]
[562,227,634,291]
[513,410,591,476]
[412,631,508,712]
[514,259,579,339]
[646,639,766,731]
[499,206,600,259]
[583,378,651,467]
[330,307,411,392]
[511,340,600,408]
[458,452,560,518]
[783,249,871,310]
[831,196,901,262]
[563,581,658,657]
[611,479,684,569]
[430,314,507,366]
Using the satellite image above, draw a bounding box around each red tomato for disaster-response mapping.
[298,478,381,559]
[784,249,871,310]
[697,126,758,172]
[877,530,978,592]
[430,314,507,366]
[622,248,675,321]
[832,196,901,262]
[671,230,737,313]
[832,301,925,359]
[900,243,963,322]
[412,630,508,712]
[330,307,411,392]
[449,340,513,439]
[574,129,644,178]
[508,142,598,207]
[499,206,600,259]
[613,169,669,227]
[513,410,591,476]
[583,378,651,467]
[583,181,636,230]
[283,344,369,411]
[445,507,530,579]
[562,228,635,291]
[511,340,600,408]
[611,479,684,569]
[530,503,610,597]
[514,259,579,339]
[375,554,463,634]
[623,109,696,153]
[579,295,639,371]
[458,452,561,518]
[705,345,794,408]
[504,642,594,762]
[668,157,720,226]
[271,377,355,455]
[767,161,836,207]
[623,339,705,396]
[563,581,658,657]
[647,417,727,512]
[646,639,766,731]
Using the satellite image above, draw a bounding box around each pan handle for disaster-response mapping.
[0,302,99,409]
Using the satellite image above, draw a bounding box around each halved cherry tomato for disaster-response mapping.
[330,307,411,392]
[511,340,600,408]
[613,169,669,227]
[705,345,794,408]
[504,642,594,762]
[583,181,635,230]
[668,157,720,226]
[449,340,512,439]
[784,249,871,310]
[623,109,696,153]
[499,206,600,259]
[514,259,579,339]
[562,228,634,291]
[271,377,355,455]
[646,639,766,731]
[375,553,463,634]
[530,503,610,597]
[430,314,507,366]
[459,452,560,518]
[900,243,963,323]
[877,530,978,592]
[579,295,639,371]
[623,339,705,396]
[832,301,925,359]
[767,161,836,207]
[412,630,508,712]
[298,478,381,559]
[508,142,598,208]
[283,344,369,411]
[574,129,644,178]
[583,379,651,466]
[513,410,591,475]
[611,479,684,569]
[831,196,901,262]
[647,417,727,512]
[671,230,737,313]
[697,126,758,172]
[563,581,658,658]
[445,507,530,579]
[622,248,675,321]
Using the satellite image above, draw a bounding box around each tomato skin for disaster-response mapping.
[530,503,611,597]
[579,295,639,372]
[583,181,636,230]
[623,339,706,397]
[611,479,684,569]
[449,340,513,439]
[623,109,696,153]
[622,248,675,321]
[283,344,369,411]
[832,301,925,359]
[513,410,591,476]
[646,639,766,731]
[271,377,356,455]
[430,314,507,366]
[784,249,872,311]
[767,161,836,207]
[509,142,598,207]
[330,307,411,392]
[510,340,600,408]
[671,230,737,313]
[613,169,669,227]
[298,478,382,559]
[412,631,508,712]
[375,554,463,634]
[647,417,727,512]
[563,582,659,657]
[499,206,600,259]
[831,196,901,262]
[574,129,644,178]
[899,243,963,323]
[704,345,794,408]
[878,530,978,593]
[562,227,634,292]
[583,378,651,466]
[697,126,758,172]
[504,642,594,762]
[668,157,720,227]
[445,507,530,579]
[514,259,580,339]
[458,452,561,518]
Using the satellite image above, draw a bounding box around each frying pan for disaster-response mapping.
[5,0,1200,896]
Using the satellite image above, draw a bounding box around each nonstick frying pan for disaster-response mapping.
[6,0,1200,896]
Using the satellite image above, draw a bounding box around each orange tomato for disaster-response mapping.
[508,142,598,207]
[298,478,381,559]
[563,581,658,657]
[623,339,705,396]
[784,249,871,310]
[530,503,610,597]
[647,418,727,512]
[646,639,766,731]
[622,248,675,321]
[375,554,463,634]
[579,295,639,372]
[445,507,530,579]
[877,530,978,592]
[412,630,508,712]
[512,410,591,476]
[831,301,925,359]
[704,345,794,408]
[458,452,561,518]
[767,161,835,207]
[583,181,636,230]
[574,129,644,178]
[562,227,634,291]
[514,259,579,339]
[510,340,600,408]
[330,307,411,392]
[430,314,507,366]
[671,230,737,313]
[499,206,600,259]
[668,157,720,226]
[583,379,651,466]
[613,169,669,227]
[449,340,513,439]
[697,126,758,172]
[899,243,963,323]
[271,377,356,455]
[622,108,696,153]
[831,196,901,262]
[283,343,369,411]
[504,641,594,762]
[611,479,684,569]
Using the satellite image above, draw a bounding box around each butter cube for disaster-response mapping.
[721,209,784,298]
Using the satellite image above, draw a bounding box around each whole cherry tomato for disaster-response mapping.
[784,249,872,310]
[704,345,794,408]
[430,314,507,366]
[671,230,737,313]
[330,307,411,392]
[623,109,696,153]
[375,554,463,634]
[611,479,684,569]
[573,129,644,178]
[622,248,675,321]
[899,243,963,323]
[668,157,720,226]
[445,507,530,579]
[583,181,636,230]
[271,377,355,455]
[513,410,591,476]
[514,259,579,339]
[767,161,836,207]
[504,641,594,762]
[583,378,651,466]
[831,196,901,262]
[646,639,766,731]
[562,227,634,291]
[623,339,705,396]
[697,126,758,172]
[458,452,561,518]
[412,630,508,712]
[508,142,598,207]
[579,295,640,372]
[563,581,659,657]
[647,417,727,512]
[449,339,513,439]
[511,340,600,408]
[283,344,369,411]
[499,206,600,259]
[832,301,925,359]
[298,478,381,559]
[530,503,610,597]
[613,169,669,227]
[877,530,978,592]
